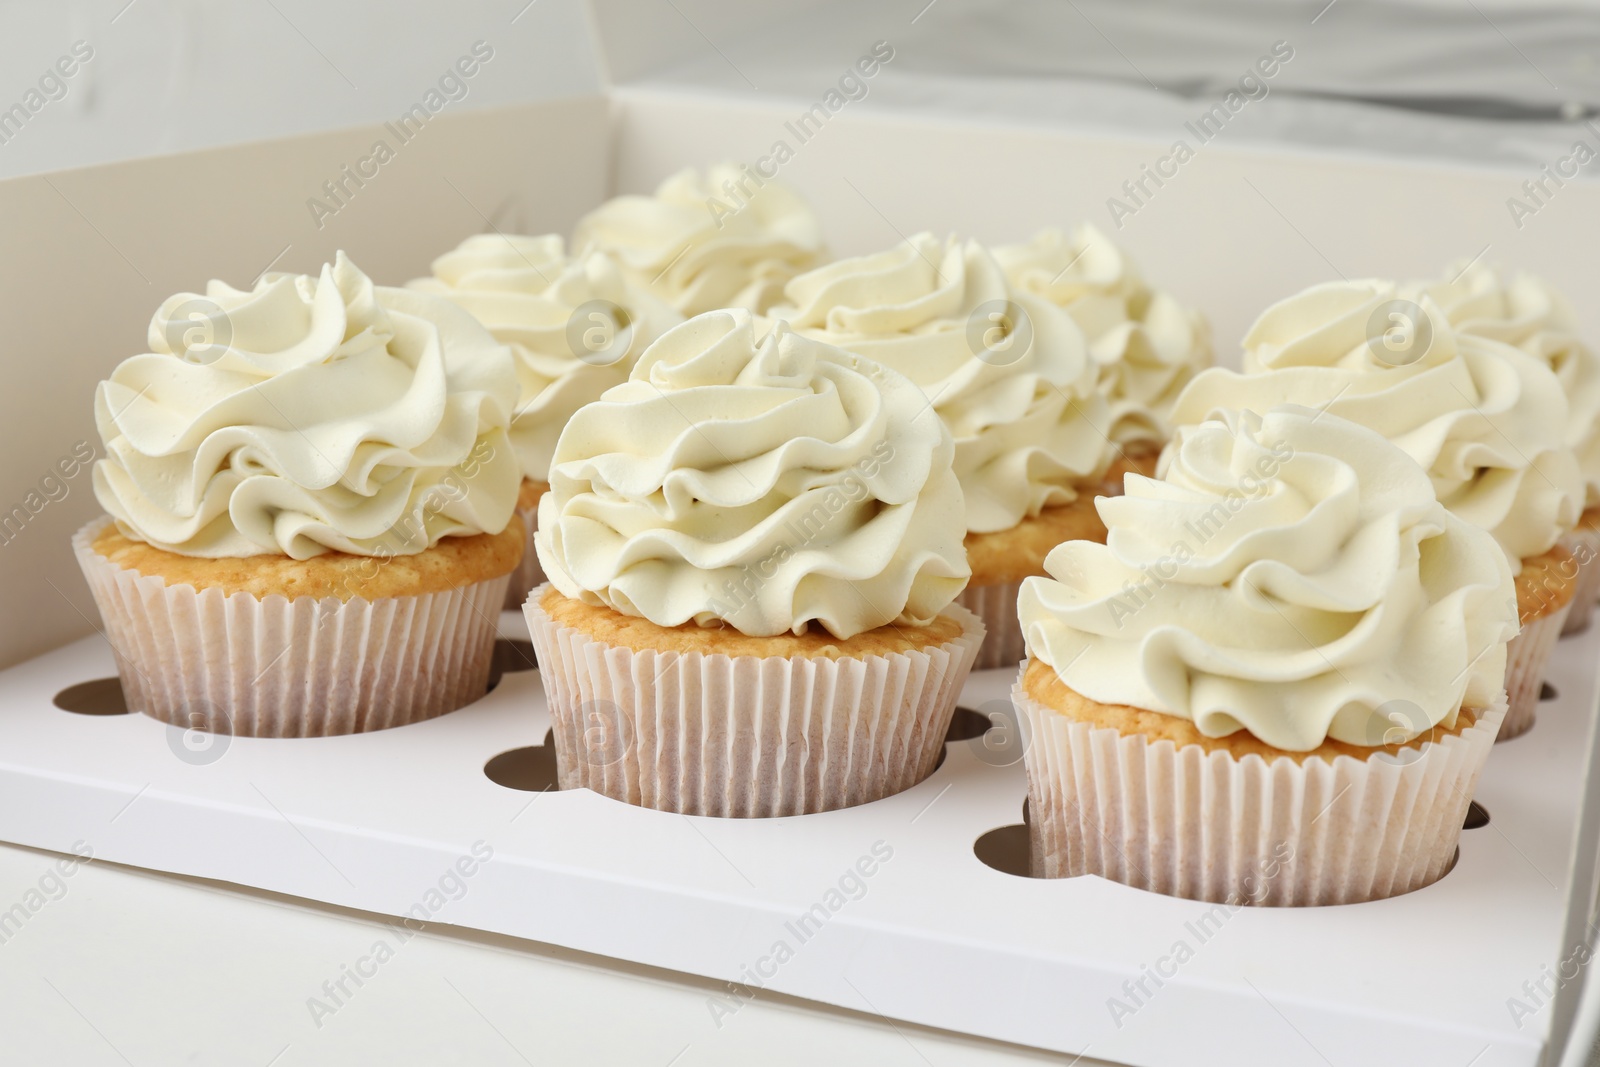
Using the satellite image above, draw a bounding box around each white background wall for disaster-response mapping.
[0,0,602,180]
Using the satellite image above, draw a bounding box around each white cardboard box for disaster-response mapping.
[1,4,1598,1063]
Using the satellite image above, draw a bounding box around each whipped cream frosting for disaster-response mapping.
[1019,406,1518,751]
[995,224,1211,448]
[535,309,970,639]
[1411,262,1600,508]
[571,164,826,317]
[410,233,682,483]
[770,233,1111,534]
[94,252,521,559]
[1170,279,1582,570]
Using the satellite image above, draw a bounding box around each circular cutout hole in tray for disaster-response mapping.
[484,728,559,793]
[974,824,1036,878]
[1463,800,1490,829]
[494,638,537,674]
[944,706,993,742]
[54,678,131,716]
[974,824,1464,897]
[486,638,538,693]
[944,701,1028,768]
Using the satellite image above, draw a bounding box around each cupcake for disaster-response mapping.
[410,234,682,607]
[1170,280,1582,738]
[525,309,982,817]
[1410,261,1600,635]
[770,233,1112,669]
[994,224,1212,493]
[571,163,826,316]
[1016,406,1519,906]
[80,252,524,737]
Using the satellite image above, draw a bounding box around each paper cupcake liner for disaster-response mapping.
[523,588,986,817]
[1501,603,1572,741]
[956,579,1027,671]
[1560,524,1600,636]
[1015,666,1506,906]
[501,503,545,611]
[74,518,509,738]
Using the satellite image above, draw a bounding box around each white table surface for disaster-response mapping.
[0,840,1091,1066]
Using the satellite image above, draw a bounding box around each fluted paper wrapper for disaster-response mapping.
[1560,523,1600,636]
[1501,603,1572,741]
[1014,667,1506,906]
[502,502,545,610]
[957,579,1026,671]
[74,518,508,738]
[524,588,985,817]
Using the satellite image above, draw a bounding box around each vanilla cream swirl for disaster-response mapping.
[1019,406,1518,751]
[571,164,826,317]
[1410,262,1600,508]
[1170,279,1582,570]
[995,224,1212,448]
[94,252,521,559]
[535,310,969,638]
[771,233,1111,534]
[410,234,682,483]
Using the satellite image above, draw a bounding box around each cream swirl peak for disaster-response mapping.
[409,233,683,483]
[1019,406,1518,751]
[995,224,1212,447]
[1171,279,1582,570]
[771,232,1111,534]
[1410,262,1600,507]
[571,164,826,317]
[94,252,521,560]
[535,309,970,638]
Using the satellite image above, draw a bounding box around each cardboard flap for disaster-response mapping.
[0,97,608,671]
[0,0,605,181]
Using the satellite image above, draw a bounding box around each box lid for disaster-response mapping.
[589,0,1600,173]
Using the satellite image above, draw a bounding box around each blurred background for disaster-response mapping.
[3,0,1598,180]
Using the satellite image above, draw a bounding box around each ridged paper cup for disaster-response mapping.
[74,518,509,738]
[1501,603,1572,741]
[956,580,1026,671]
[524,587,985,817]
[502,503,545,610]
[1014,664,1506,906]
[1560,522,1600,636]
